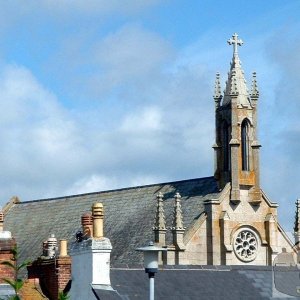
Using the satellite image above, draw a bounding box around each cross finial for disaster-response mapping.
[227,33,243,55]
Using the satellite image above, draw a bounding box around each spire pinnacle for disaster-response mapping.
[214,72,222,106]
[153,192,166,231]
[294,199,300,234]
[227,33,243,56]
[222,33,250,107]
[250,72,259,99]
[172,192,184,230]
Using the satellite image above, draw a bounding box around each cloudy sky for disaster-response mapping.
[0,0,299,231]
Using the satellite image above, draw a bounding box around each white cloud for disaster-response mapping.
[88,24,174,95]
[65,174,119,195]
[0,64,84,200]
[120,106,163,132]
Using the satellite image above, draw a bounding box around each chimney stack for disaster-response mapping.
[47,234,57,258]
[81,212,93,238]
[92,202,104,239]
[59,239,68,257]
[70,202,116,300]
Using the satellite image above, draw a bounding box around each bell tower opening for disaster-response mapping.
[222,121,230,172]
[241,119,250,171]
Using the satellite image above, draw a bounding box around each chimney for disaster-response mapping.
[70,202,117,300]
[59,239,68,257]
[28,237,72,300]
[0,210,16,284]
[47,234,57,258]
[92,202,104,239]
[81,212,93,239]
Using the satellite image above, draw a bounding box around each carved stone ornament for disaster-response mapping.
[233,229,258,262]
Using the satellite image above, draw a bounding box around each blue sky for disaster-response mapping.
[0,0,299,231]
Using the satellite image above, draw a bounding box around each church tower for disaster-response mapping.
[213,33,261,205]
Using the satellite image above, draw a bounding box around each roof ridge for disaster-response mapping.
[14,176,216,205]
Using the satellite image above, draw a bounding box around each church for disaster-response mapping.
[1,34,297,295]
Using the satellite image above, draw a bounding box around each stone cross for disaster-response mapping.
[227,33,243,55]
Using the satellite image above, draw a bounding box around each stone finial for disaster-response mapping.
[59,239,68,257]
[250,72,259,99]
[81,212,93,238]
[153,192,166,231]
[172,192,185,230]
[294,199,300,234]
[214,72,223,107]
[0,210,3,232]
[92,202,104,239]
[227,33,243,56]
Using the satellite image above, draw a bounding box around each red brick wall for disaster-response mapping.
[28,256,71,300]
[0,239,16,283]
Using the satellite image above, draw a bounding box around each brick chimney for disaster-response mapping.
[69,202,116,300]
[0,210,16,283]
[27,236,71,300]
[81,212,93,239]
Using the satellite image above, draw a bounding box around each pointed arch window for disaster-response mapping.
[222,122,230,171]
[241,119,250,171]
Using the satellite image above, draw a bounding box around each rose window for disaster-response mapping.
[233,230,258,262]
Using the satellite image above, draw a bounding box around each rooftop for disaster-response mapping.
[4,176,219,266]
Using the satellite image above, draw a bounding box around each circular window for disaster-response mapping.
[233,229,258,262]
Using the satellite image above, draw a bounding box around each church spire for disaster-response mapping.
[213,33,261,204]
[222,33,251,107]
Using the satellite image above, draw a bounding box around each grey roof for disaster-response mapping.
[0,284,15,299]
[108,266,300,299]
[4,176,219,267]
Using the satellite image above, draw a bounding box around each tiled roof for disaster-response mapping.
[108,266,298,299]
[4,176,219,267]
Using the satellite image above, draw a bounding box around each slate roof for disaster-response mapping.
[106,266,300,299]
[0,284,15,299]
[4,176,219,267]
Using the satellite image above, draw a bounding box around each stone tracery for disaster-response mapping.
[233,229,258,262]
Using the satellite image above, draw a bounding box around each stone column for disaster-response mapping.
[249,141,262,204]
[230,139,240,204]
[220,211,232,265]
[265,214,278,264]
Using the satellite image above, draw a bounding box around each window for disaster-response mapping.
[222,122,230,171]
[241,119,250,171]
